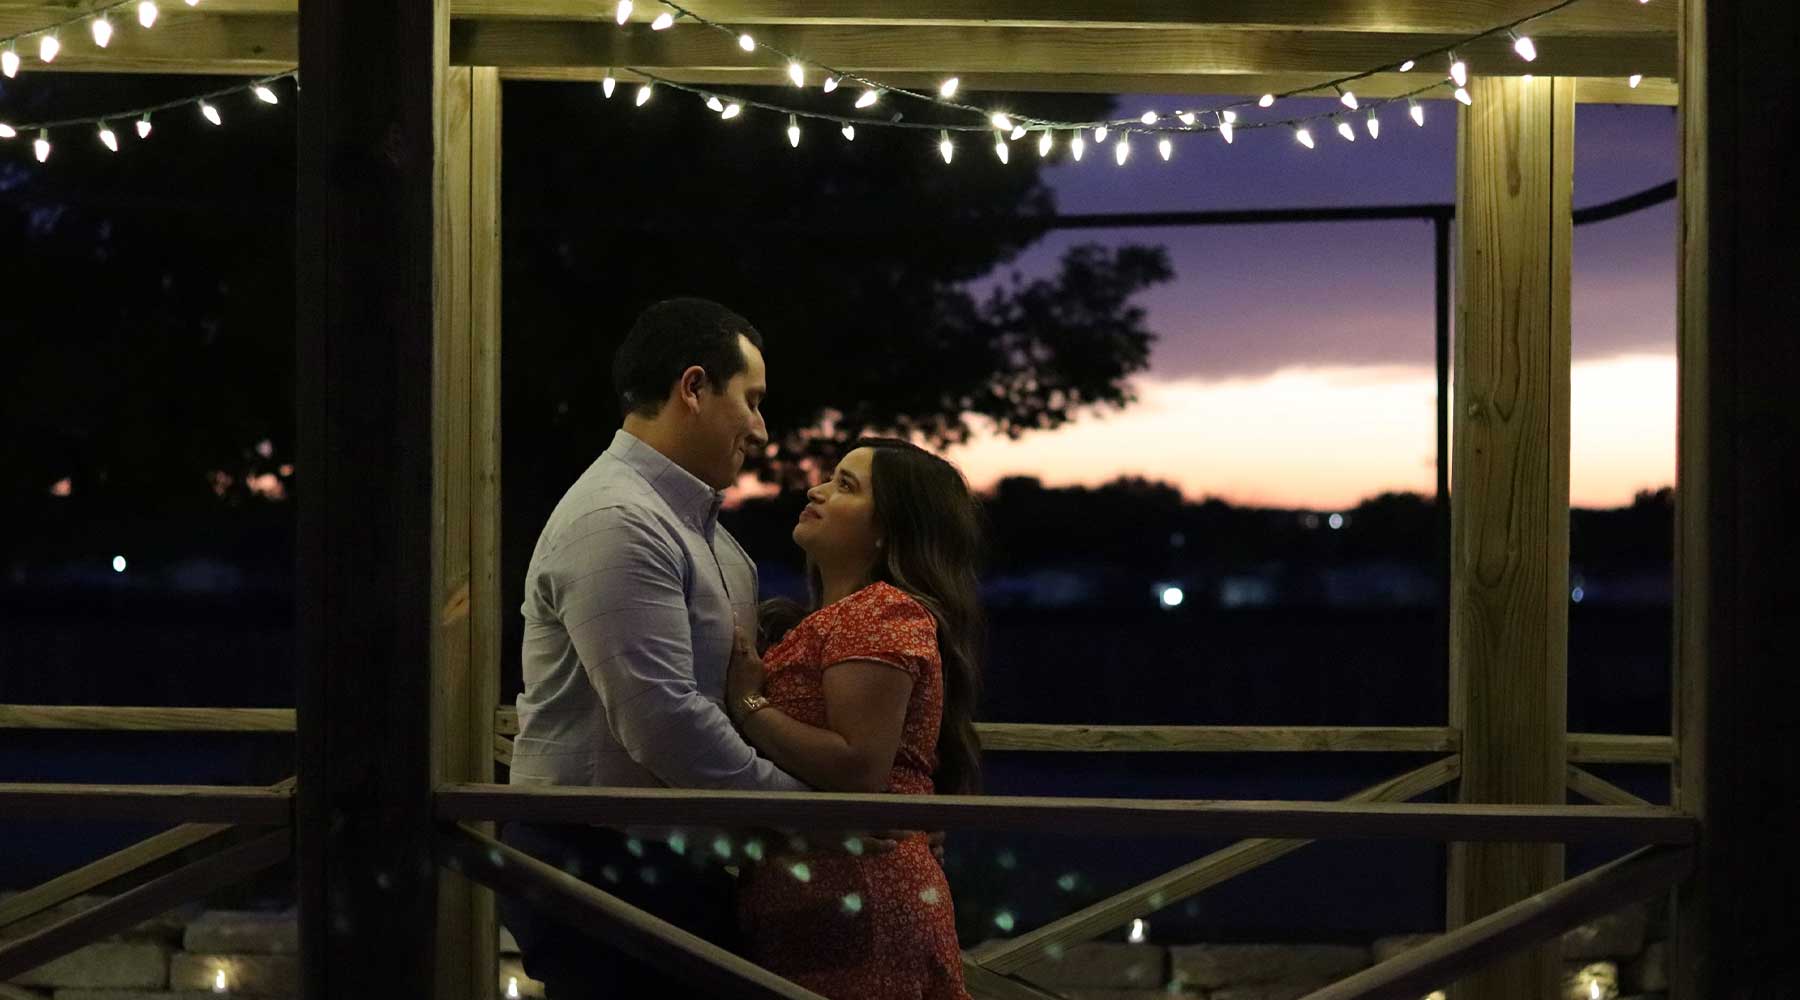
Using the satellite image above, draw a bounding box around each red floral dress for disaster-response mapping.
[737,582,970,1000]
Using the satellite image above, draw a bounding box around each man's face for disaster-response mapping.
[694,335,769,490]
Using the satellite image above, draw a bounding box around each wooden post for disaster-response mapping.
[1448,75,1574,1000]
[1671,2,1800,996]
[435,64,503,1000]
[296,0,448,996]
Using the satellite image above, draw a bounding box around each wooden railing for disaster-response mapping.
[1,703,1686,1000]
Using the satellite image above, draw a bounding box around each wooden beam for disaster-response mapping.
[960,962,1067,1000]
[1567,733,1674,764]
[437,823,826,1000]
[1298,846,1695,1000]
[0,11,294,72]
[971,757,1461,975]
[1566,767,1650,808]
[434,784,1697,844]
[1671,1,1800,996]
[0,784,292,823]
[295,0,446,998]
[0,706,295,731]
[0,830,291,982]
[1448,73,1575,1000]
[977,725,1458,753]
[0,778,295,934]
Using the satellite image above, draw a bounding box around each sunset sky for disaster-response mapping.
[942,97,1678,510]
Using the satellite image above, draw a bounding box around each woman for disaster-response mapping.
[725,437,984,1000]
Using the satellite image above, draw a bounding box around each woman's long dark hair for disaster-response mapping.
[760,438,987,795]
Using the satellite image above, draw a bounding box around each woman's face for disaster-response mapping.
[794,447,882,567]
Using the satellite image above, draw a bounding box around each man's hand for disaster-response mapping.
[726,626,766,718]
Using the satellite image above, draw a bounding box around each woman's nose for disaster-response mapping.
[807,484,828,503]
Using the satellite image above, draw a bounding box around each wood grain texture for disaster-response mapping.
[0,706,295,731]
[0,784,292,823]
[971,757,1461,975]
[1448,73,1574,1000]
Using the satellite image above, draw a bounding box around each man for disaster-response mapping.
[501,297,805,997]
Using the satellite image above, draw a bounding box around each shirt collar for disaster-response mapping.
[608,429,725,535]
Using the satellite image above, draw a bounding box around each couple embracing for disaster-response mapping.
[502,298,981,1000]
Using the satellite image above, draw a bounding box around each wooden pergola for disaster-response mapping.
[1,2,1794,999]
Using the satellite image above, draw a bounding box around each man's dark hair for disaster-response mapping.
[612,298,764,418]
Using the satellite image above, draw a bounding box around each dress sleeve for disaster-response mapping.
[820,587,939,682]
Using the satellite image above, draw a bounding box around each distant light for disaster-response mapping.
[993,910,1016,933]
[1572,586,1585,603]
[113,556,128,573]
[1158,585,1185,609]
[505,977,520,999]
[737,32,755,52]
[1629,74,1643,88]
[1127,918,1149,944]
[213,968,227,993]
[1328,513,1345,530]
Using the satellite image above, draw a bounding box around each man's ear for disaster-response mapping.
[677,365,709,413]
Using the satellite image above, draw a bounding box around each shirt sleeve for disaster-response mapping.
[820,588,939,682]
[546,504,806,792]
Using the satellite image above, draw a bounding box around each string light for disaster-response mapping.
[1069,132,1085,161]
[137,112,152,138]
[614,0,632,26]
[137,1,157,28]
[98,121,118,150]
[840,123,854,140]
[1258,93,1276,108]
[1218,112,1234,144]
[0,123,13,138]
[650,11,674,29]
[1177,111,1197,127]
[1454,86,1473,106]
[2,44,18,79]
[786,61,804,86]
[38,32,58,63]
[35,130,50,162]
[736,32,754,52]
[938,77,959,98]
[91,15,113,48]
[1295,126,1315,149]
[1629,73,1643,88]
[1409,98,1425,127]
[855,89,879,109]
[1093,125,1108,143]
[706,95,724,112]
[720,100,741,119]
[1511,31,1538,62]
[199,100,221,125]
[938,129,953,164]
[635,82,653,106]
[1009,124,1025,140]
[1336,117,1356,142]
[1337,87,1358,110]
[602,71,616,98]
[1140,110,1158,125]
[786,112,799,146]
[1114,135,1130,165]
[1365,109,1380,138]
[992,131,1008,163]
[1036,130,1052,157]
[822,75,839,92]
[253,84,279,104]
[990,113,1012,132]
[1450,55,1469,87]
[1399,59,1416,72]
[1157,136,1172,160]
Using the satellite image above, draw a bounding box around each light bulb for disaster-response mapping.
[990,113,1012,131]
[602,72,616,98]
[1365,109,1380,138]
[1114,136,1130,165]
[1409,98,1424,127]
[1070,133,1085,161]
[993,132,1008,163]
[737,33,754,52]
[822,76,838,93]
[1337,118,1356,142]
[938,130,953,164]
[614,0,632,25]
[137,113,152,138]
[1093,125,1108,142]
[1177,111,1196,127]
[1450,57,1468,87]
[1157,136,1172,160]
[200,101,222,125]
[1140,110,1157,125]
[34,131,50,162]
[254,84,279,104]
[1009,124,1025,140]
[635,83,653,106]
[650,11,673,29]
[0,123,14,138]
[1219,120,1234,144]
[213,968,227,993]
[840,123,854,141]
[855,89,878,109]
[99,123,118,151]
[39,33,59,63]
[506,977,520,1000]
[1454,86,1473,106]
[1223,110,1237,123]
[92,16,113,48]
[706,95,724,112]
[138,1,157,28]
[1512,33,1537,62]
[1295,126,1314,149]
[787,61,804,86]
[720,101,741,120]
[1258,93,1275,108]
[1338,88,1357,110]
[1399,59,1415,72]
[1629,73,1643,88]
[1,47,18,78]
[1037,130,1052,157]
[938,77,959,98]
[787,113,800,146]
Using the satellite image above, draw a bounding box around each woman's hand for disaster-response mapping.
[726,626,766,720]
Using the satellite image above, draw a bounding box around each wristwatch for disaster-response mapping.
[736,692,773,723]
